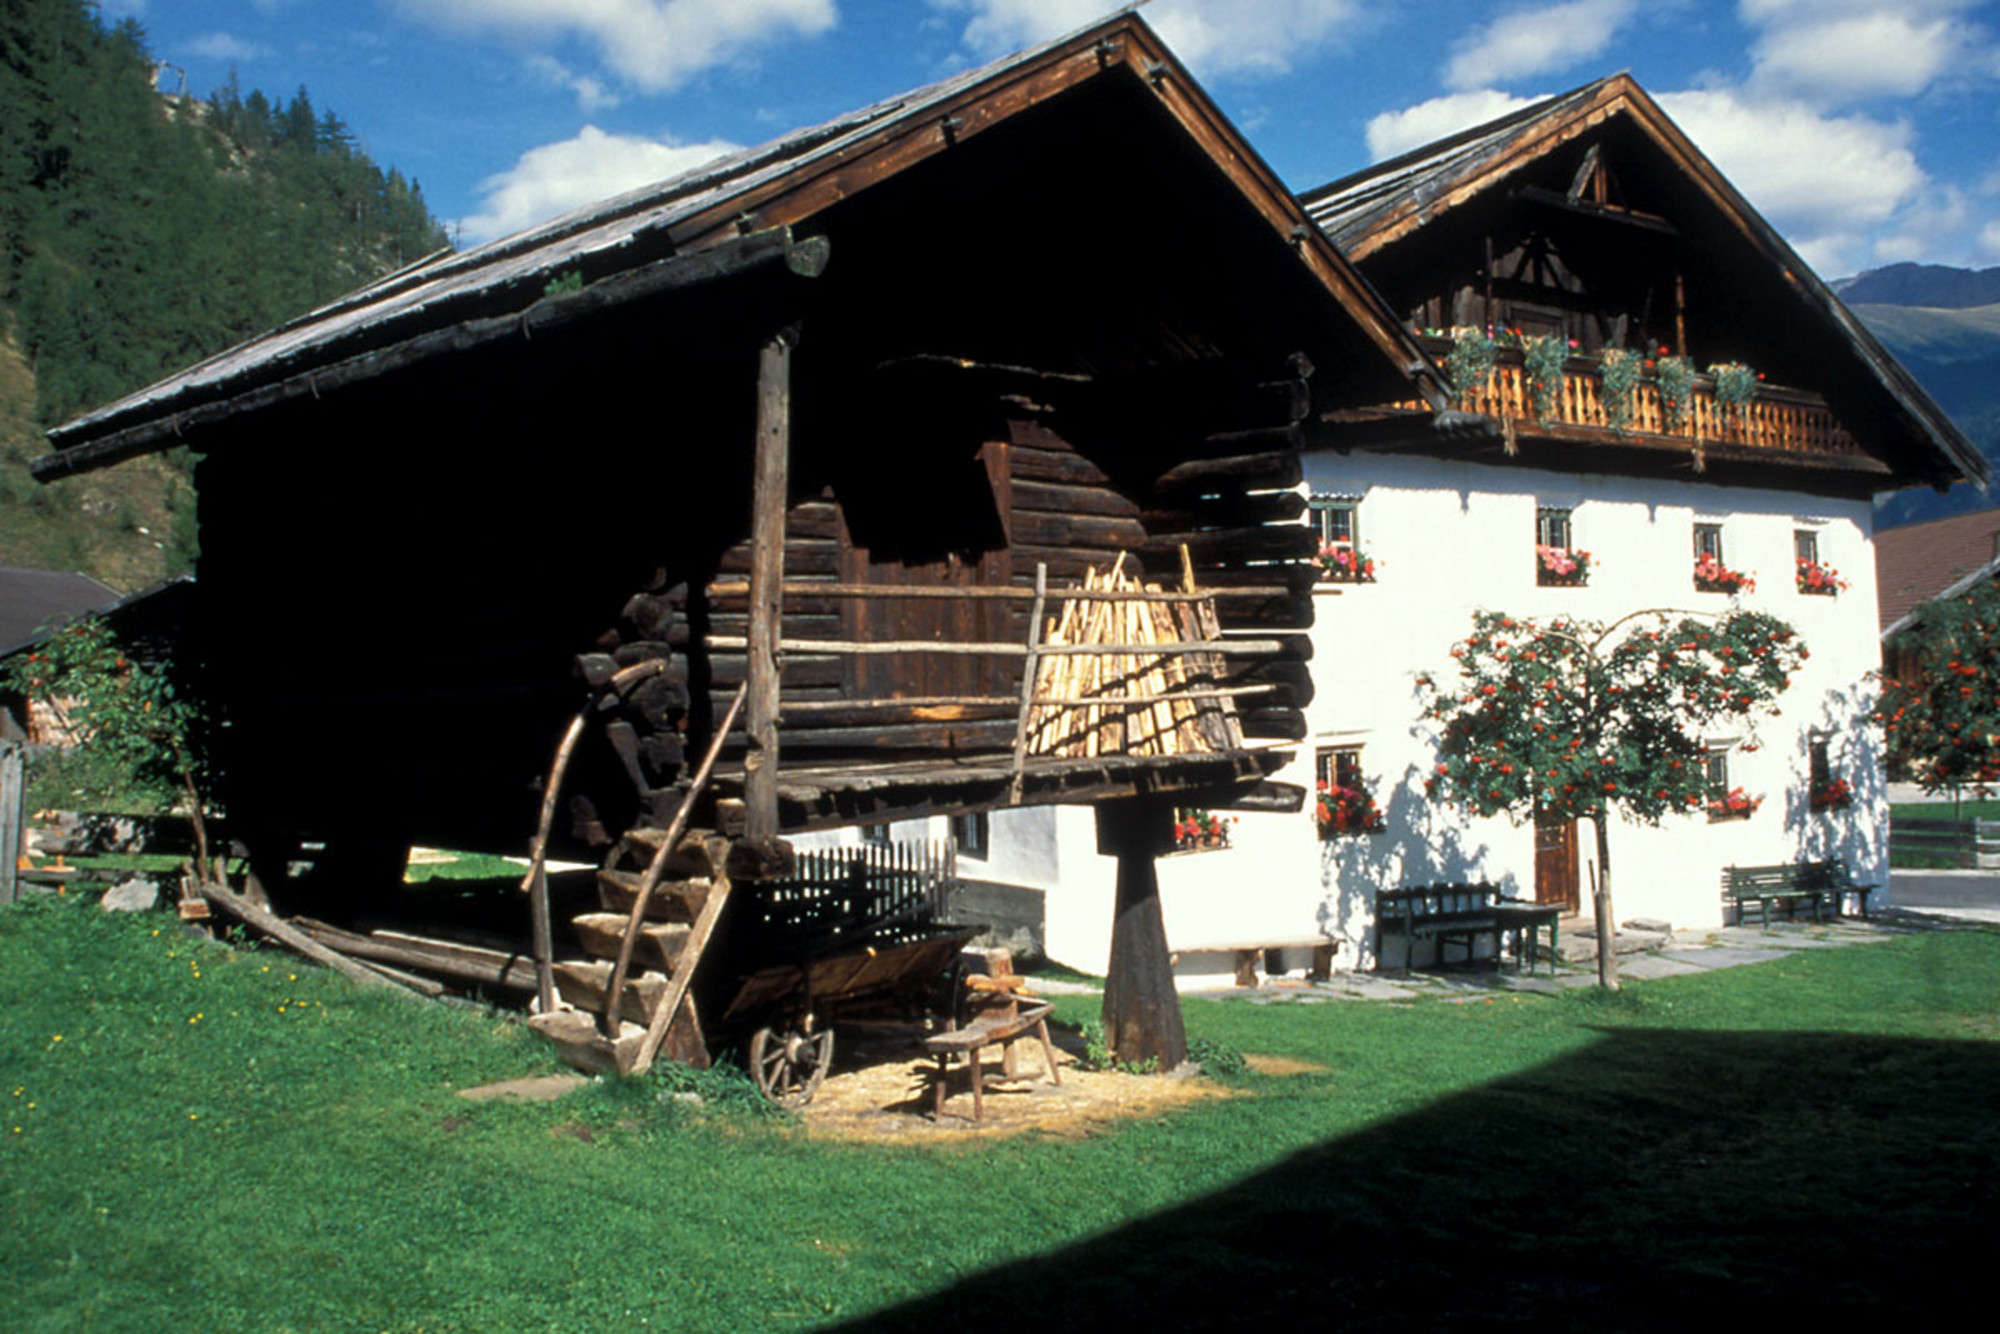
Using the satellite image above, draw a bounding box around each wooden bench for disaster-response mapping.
[924,1001,1060,1121]
[1376,883,1560,975]
[1721,861,1876,927]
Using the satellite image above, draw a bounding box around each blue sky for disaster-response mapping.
[105,1,2000,280]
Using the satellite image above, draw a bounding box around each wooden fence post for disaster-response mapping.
[0,741,21,907]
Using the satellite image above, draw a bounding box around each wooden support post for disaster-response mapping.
[745,326,795,849]
[0,741,22,907]
[1095,797,1186,1072]
[528,862,556,1015]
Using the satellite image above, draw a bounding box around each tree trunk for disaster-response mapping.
[1591,807,1620,991]
[1096,798,1186,1071]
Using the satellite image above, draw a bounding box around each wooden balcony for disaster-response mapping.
[1408,342,1864,458]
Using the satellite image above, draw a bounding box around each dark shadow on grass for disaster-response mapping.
[828,1026,2000,1331]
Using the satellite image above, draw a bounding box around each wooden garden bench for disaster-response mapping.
[1376,883,1559,975]
[1721,861,1875,927]
[924,1001,1060,1121]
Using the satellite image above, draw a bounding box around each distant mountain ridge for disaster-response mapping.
[1834,262,2000,309]
[1839,264,2000,529]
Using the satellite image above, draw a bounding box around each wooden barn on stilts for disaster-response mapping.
[32,14,1443,1082]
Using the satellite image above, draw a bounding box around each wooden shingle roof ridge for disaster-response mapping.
[34,9,1443,482]
[1299,75,1622,251]
[1301,72,1987,491]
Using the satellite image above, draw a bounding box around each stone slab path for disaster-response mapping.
[1169,910,1977,1004]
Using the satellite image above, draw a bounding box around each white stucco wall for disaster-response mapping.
[983,448,1890,980]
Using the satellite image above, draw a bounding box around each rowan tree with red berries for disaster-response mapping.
[1420,607,1807,988]
[1875,577,2000,790]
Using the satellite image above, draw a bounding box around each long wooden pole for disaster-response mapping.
[745,327,794,848]
[704,580,1281,602]
[1008,563,1049,803]
[704,635,1288,657]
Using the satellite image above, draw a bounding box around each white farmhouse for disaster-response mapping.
[837,75,1985,983]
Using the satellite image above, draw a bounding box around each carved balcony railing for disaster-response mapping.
[1405,341,1864,458]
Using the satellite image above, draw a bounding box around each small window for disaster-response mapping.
[1704,746,1759,821]
[1536,507,1587,586]
[1310,494,1374,583]
[861,822,891,847]
[1309,494,1359,547]
[1693,523,1724,563]
[1794,530,1819,566]
[1316,745,1381,836]
[1808,736,1831,789]
[1808,734,1852,810]
[1317,746,1364,791]
[951,811,988,860]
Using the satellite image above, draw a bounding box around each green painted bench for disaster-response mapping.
[1720,861,1875,927]
[1376,883,1560,975]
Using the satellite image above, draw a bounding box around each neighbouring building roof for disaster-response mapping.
[1877,509,2000,638]
[1299,73,1987,493]
[0,566,117,652]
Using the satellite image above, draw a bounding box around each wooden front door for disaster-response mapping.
[838,440,1012,701]
[1534,812,1579,912]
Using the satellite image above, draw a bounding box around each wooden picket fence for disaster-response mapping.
[1889,816,2000,869]
[751,838,958,951]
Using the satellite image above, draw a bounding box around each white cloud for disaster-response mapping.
[1980,220,2000,257]
[1442,0,1635,92]
[457,125,740,244]
[185,32,270,62]
[1657,88,1926,272]
[941,0,1367,78]
[1364,89,1540,161]
[390,1,836,93]
[526,55,621,112]
[1739,0,1992,104]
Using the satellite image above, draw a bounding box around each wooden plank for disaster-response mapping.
[1012,479,1141,518]
[197,885,423,996]
[0,742,20,907]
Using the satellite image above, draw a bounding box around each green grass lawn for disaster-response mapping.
[3,895,1997,1332]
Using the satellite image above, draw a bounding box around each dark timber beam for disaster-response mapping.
[744,326,796,852]
[1096,796,1186,1072]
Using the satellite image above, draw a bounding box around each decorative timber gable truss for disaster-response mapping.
[1300,73,1986,499]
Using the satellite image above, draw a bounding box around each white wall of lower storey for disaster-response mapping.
[842,450,1890,984]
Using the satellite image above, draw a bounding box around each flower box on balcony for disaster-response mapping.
[1809,778,1853,811]
[1173,808,1235,853]
[1693,556,1754,595]
[1796,560,1846,597]
[1318,541,1376,584]
[1536,545,1590,587]
[1706,787,1761,821]
[1316,782,1385,837]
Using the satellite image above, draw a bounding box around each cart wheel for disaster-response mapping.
[749,1022,833,1108]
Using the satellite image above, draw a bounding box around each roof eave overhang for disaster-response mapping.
[33,13,1444,482]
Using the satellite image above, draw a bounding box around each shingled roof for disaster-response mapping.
[1877,508,2000,638]
[1299,74,1987,493]
[34,11,1438,483]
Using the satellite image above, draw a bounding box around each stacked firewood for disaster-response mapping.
[1023,556,1241,758]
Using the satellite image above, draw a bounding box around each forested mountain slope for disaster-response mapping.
[0,0,449,590]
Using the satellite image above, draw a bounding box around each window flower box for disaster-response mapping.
[1705,786,1761,821]
[1173,808,1235,853]
[1536,544,1591,587]
[1316,782,1385,837]
[1693,555,1754,595]
[1318,541,1376,584]
[1796,559,1846,597]
[1809,778,1853,811]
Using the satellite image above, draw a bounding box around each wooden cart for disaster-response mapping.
[708,841,977,1107]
